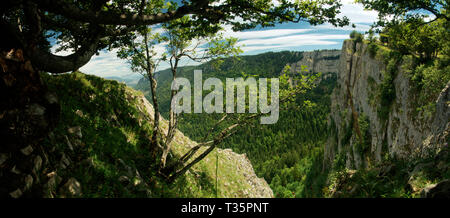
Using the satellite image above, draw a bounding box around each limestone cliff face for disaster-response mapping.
[325,40,449,169]
[289,49,341,74]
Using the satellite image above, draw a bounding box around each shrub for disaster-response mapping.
[355,33,364,43]
[377,55,400,121]
[368,42,379,58]
[350,30,358,39]
[355,113,371,154]
[350,30,363,43]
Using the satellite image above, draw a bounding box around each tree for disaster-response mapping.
[361,1,449,61]
[118,16,321,182]
[1,0,350,73]
[357,0,449,28]
[349,30,364,43]
[383,18,441,60]
[118,15,242,173]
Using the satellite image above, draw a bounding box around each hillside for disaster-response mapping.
[1,72,272,198]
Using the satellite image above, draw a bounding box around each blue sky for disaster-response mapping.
[51,0,379,78]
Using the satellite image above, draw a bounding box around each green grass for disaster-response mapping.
[40,71,268,198]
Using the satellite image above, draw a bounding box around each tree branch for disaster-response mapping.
[32,0,202,26]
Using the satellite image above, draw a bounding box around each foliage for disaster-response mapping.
[377,54,399,121]
[1,0,350,73]
[383,19,442,61]
[355,113,371,155]
[377,15,450,119]
[137,51,304,115]
[357,0,449,29]
[359,2,449,121]
[350,30,364,43]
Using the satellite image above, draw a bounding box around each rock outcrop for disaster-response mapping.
[218,149,273,198]
[289,49,341,74]
[326,40,449,169]
[421,179,450,198]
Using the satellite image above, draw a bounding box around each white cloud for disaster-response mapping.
[237,33,348,53]
[58,29,349,77]
[222,28,314,40]
[339,1,378,24]
[239,34,348,46]
[79,49,133,77]
[314,23,372,32]
[313,0,378,32]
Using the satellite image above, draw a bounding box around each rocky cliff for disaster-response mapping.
[326,39,449,169]
[289,49,341,74]
[1,72,273,198]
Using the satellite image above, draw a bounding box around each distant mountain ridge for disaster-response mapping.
[105,74,143,87]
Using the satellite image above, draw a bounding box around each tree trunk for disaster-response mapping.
[0,48,60,197]
[143,32,161,157]
[147,71,160,156]
[160,58,179,169]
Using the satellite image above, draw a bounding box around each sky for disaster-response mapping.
[51,0,379,78]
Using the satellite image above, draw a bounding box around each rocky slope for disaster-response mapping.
[1,72,273,198]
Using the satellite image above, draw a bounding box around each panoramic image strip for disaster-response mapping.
[1,0,449,212]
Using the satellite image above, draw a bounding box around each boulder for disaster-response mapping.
[64,135,74,151]
[421,180,450,198]
[60,178,82,198]
[0,153,8,166]
[44,171,62,198]
[9,188,22,198]
[20,145,33,156]
[67,126,82,139]
[59,153,71,169]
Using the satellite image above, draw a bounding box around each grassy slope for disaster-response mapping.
[41,72,270,198]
